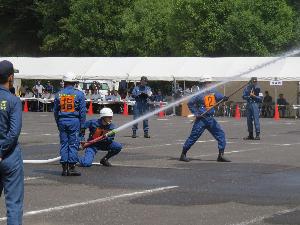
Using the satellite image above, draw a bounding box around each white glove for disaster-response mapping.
[147,91,152,97]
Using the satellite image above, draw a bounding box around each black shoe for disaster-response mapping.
[217,153,231,162]
[68,164,81,176]
[100,157,112,167]
[254,136,260,140]
[243,135,254,140]
[144,133,150,138]
[132,131,137,138]
[61,163,68,176]
[179,153,190,162]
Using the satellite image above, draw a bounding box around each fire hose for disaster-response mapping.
[189,81,250,122]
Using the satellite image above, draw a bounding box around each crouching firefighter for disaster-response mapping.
[180,85,230,162]
[54,72,86,176]
[78,108,122,167]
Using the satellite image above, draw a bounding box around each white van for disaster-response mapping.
[78,80,118,95]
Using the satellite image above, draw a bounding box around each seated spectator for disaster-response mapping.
[105,90,114,101]
[153,90,164,102]
[277,93,289,118]
[19,85,27,97]
[191,85,200,93]
[84,89,91,99]
[91,90,101,101]
[24,88,33,98]
[42,90,51,99]
[262,91,273,117]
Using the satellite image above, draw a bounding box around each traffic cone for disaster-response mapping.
[23,100,28,113]
[234,104,241,120]
[123,101,128,116]
[88,101,93,115]
[274,104,280,121]
[159,101,165,118]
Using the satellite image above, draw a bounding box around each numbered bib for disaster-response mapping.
[60,95,75,112]
[204,94,216,109]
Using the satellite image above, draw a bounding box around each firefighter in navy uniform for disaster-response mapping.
[78,108,122,167]
[54,72,86,176]
[0,60,24,225]
[242,77,263,140]
[180,84,230,162]
[131,76,152,138]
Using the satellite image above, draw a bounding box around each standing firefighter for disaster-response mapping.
[243,77,263,140]
[0,60,24,225]
[131,76,152,138]
[79,108,122,167]
[54,73,86,176]
[180,85,230,162]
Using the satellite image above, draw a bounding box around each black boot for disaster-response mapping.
[100,157,112,167]
[100,151,116,167]
[132,130,137,138]
[144,132,150,138]
[61,163,68,176]
[254,133,260,140]
[243,132,254,140]
[68,164,81,176]
[179,151,190,162]
[217,153,231,162]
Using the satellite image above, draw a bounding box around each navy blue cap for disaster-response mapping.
[141,76,148,82]
[0,60,19,78]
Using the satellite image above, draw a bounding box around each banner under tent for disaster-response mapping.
[1,57,300,81]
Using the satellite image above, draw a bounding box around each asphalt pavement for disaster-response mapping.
[1,112,300,225]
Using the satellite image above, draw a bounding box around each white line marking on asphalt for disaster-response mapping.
[92,162,190,170]
[194,147,261,158]
[273,143,292,146]
[157,118,169,121]
[41,134,53,136]
[228,207,298,225]
[22,142,59,147]
[0,186,178,222]
[21,132,29,135]
[24,176,44,181]
[125,139,215,150]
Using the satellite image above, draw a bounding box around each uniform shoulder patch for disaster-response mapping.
[0,100,7,110]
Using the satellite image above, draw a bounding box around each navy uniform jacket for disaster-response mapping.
[132,85,152,105]
[188,89,224,117]
[54,86,86,127]
[0,85,22,158]
[84,119,116,146]
[242,84,263,104]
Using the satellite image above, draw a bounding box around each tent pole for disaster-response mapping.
[173,77,176,116]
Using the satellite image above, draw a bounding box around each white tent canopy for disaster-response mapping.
[1,57,300,81]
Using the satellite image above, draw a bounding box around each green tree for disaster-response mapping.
[170,0,298,56]
[37,0,132,56]
[34,0,70,54]
[223,0,298,56]
[169,0,231,56]
[0,0,41,55]
[120,0,173,56]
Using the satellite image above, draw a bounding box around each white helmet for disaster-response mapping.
[63,72,77,82]
[99,108,113,118]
